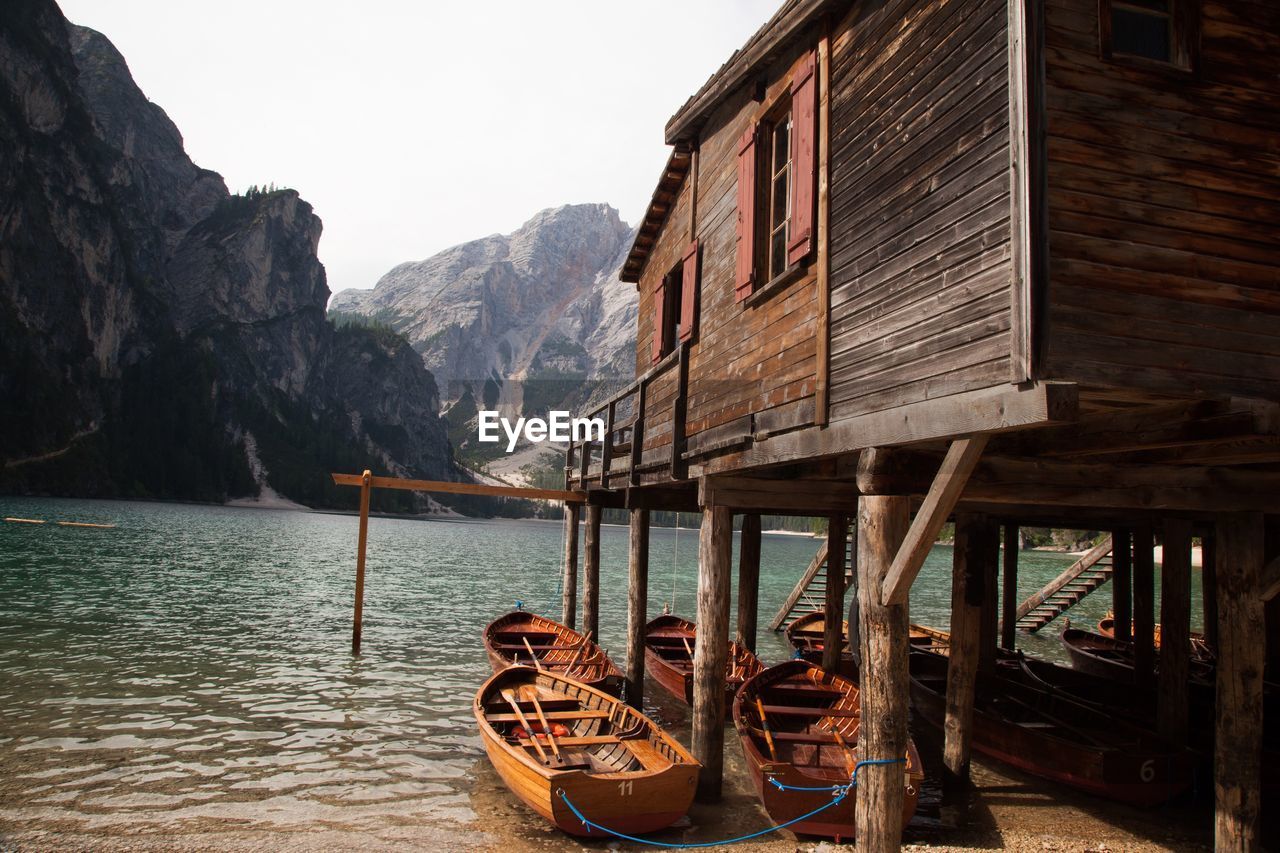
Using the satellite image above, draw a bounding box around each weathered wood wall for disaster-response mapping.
[826,0,1013,422]
[1041,0,1280,400]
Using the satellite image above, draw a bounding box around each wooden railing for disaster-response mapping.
[565,340,688,489]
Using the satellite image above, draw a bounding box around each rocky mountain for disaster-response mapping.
[0,0,453,510]
[329,204,639,427]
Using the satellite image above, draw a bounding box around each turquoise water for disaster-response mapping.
[0,497,1197,844]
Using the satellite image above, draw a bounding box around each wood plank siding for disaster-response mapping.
[827,0,1015,423]
[1040,0,1280,401]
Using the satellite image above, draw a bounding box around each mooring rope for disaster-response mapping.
[554,758,906,848]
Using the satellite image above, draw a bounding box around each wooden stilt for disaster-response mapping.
[626,509,650,708]
[1112,528,1132,642]
[1214,512,1265,851]
[1132,524,1156,687]
[352,469,372,655]
[823,514,847,673]
[583,504,602,641]
[945,513,991,776]
[1000,524,1018,650]
[693,505,733,802]
[1201,533,1218,651]
[977,520,999,674]
[1158,518,1192,743]
[854,495,910,853]
[736,513,762,652]
[562,503,580,628]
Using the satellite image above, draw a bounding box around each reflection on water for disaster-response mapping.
[1,497,1183,844]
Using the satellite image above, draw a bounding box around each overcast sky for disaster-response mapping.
[58,0,780,295]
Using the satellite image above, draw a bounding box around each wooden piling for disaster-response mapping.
[352,469,372,655]
[1132,524,1156,687]
[736,513,762,652]
[944,514,989,776]
[1112,528,1132,642]
[977,520,999,674]
[1201,533,1218,651]
[626,509,650,708]
[823,514,847,673]
[583,504,602,641]
[693,505,732,802]
[854,495,910,853]
[561,503,580,628]
[1000,524,1018,650]
[1214,512,1265,851]
[1158,518,1191,743]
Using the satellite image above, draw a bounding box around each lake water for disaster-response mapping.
[0,498,1202,847]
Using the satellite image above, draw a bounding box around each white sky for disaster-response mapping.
[58,0,780,294]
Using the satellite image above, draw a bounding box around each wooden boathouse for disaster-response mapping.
[558,0,1278,849]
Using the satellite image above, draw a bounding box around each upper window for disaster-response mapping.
[1101,0,1196,70]
[765,108,793,282]
[659,264,683,358]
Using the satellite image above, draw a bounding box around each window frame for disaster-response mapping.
[747,93,809,305]
[1099,0,1198,73]
[658,263,683,359]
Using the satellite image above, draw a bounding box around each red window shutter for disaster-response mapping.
[650,277,665,364]
[788,50,818,266]
[734,125,758,303]
[678,240,699,342]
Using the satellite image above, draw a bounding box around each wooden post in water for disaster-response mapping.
[854,495,910,853]
[1132,524,1156,687]
[352,469,372,655]
[976,520,999,674]
[562,503,580,628]
[823,515,847,673]
[736,513,762,652]
[626,508,650,708]
[1158,518,1192,743]
[1112,528,1132,642]
[944,513,989,777]
[1214,512,1265,851]
[1201,533,1218,651]
[693,505,732,802]
[1000,524,1018,650]
[583,504,602,641]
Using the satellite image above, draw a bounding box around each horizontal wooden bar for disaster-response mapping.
[331,473,585,503]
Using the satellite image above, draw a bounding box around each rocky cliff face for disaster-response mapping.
[330,204,638,420]
[0,0,452,508]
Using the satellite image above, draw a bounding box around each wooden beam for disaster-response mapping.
[823,514,847,673]
[945,514,989,777]
[583,505,602,642]
[562,504,580,629]
[693,506,733,802]
[1214,512,1266,851]
[331,472,584,503]
[1000,525,1019,650]
[352,469,372,655]
[1158,519,1192,744]
[698,475,859,514]
[1132,525,1156,688]
[854,495,911,852]
[693,382,1077,478]
[626,509,650,708]
[881,437,990,605]
[1260,555,1280,602]
[977,521,1000,673]
[1201,533,1218,650]
[736,514,762,653]
[1112,528,1132,643]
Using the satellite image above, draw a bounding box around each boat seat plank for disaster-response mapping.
[495,643,587,651]
[486,709,611,723]
[517,735,621,747]
[759,705,860,718]
[622,736,670,768]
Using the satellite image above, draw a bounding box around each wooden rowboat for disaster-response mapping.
[786,612,950,665]
[644,614,763,706]
[484,610,624,696]
[1097,614,1215,661]
[1061,627,1214,685]
[909,650,1194,807]
[475,665,699,837]
[733,660,922,840]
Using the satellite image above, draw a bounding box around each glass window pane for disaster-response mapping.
[771,172,789,229]
[770,230,787,279]
[1112,8,1171,61]
[773,116,790,174]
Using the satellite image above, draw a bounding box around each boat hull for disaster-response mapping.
[483,610,624,697]
[644,614,762,707]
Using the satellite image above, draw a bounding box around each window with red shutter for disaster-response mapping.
[734,126,758,303]
[678,240,699,342]
[787,51,817,265]
[650,277,665,364]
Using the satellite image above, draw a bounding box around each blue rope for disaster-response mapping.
[553,758,907,848]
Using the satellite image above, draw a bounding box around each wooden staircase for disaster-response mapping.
[769,531,856,632]
[1014,536,1115,633]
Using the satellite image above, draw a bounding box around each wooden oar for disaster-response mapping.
[827,721,858,778]
[524,688,563,763]
[755,696,778,761]
[682,636,695,661]
[522,637,544,670]
[501,690,550,764]
[567,630,594,672]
